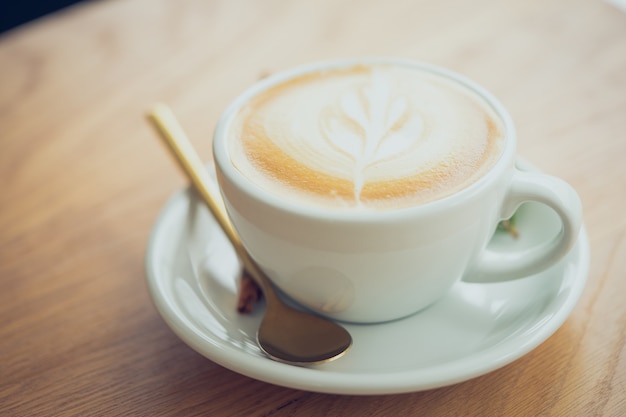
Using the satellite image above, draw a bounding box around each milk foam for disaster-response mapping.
[228,64,505,210]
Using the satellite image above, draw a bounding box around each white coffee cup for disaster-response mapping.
[213,58,582,323]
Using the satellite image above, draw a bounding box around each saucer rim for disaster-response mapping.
[145,169,589,395]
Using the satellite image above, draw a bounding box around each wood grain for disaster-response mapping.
[1,0,625,415]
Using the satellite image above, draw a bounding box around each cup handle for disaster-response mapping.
[466,170,582,283]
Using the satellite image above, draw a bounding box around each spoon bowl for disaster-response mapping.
[147,103,352,365]
[258,299,353,364]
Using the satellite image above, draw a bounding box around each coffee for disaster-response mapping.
[214,59,582,322]
[227,63,505,210]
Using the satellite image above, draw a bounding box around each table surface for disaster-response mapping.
[2,0,625,415]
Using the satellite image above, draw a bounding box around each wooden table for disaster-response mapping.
[2,0,625,415]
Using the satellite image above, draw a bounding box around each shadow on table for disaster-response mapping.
[0,0,87,33]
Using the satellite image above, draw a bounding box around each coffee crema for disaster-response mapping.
[227,64,505,210]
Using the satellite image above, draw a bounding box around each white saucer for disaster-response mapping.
[145,162,589,395]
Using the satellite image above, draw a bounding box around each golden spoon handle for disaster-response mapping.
[148,104,352,366]
[147,103,271,295]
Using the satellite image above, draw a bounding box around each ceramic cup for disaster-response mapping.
[213,58,582,323]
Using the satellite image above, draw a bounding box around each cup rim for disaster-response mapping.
[213,57,517,223]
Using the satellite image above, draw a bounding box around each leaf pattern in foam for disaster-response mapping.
[374,111,424,164]
[321,72,424,202]
[340,90,368,131]
[323,115,364,161]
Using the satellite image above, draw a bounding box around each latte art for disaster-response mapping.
[228,64,505,210]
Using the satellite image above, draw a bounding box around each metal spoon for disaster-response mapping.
[147,104,352,365]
